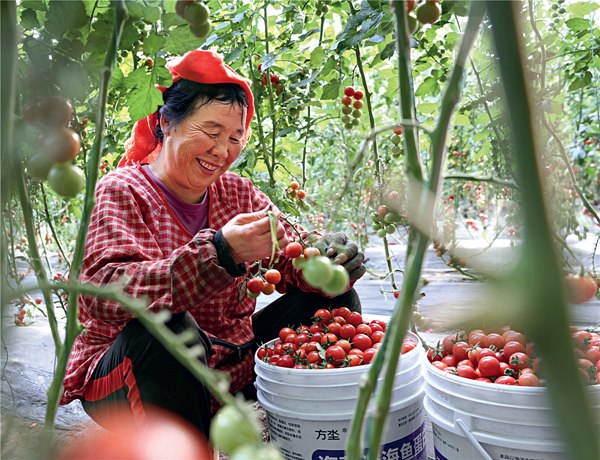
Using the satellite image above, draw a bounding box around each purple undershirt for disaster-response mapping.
[143,165,209,235]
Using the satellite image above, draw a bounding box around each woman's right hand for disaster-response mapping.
[220,207,289,264]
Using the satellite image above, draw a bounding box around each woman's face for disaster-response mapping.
[152,100,246,203]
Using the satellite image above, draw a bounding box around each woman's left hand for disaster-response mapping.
[313,232,366,282]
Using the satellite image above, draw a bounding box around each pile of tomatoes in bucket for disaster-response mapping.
[426,326,600,386]
[257,308,417,369]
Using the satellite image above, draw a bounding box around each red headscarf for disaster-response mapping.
[118,49,255,167]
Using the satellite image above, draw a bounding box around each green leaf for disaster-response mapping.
[453,113,470,126]
[145,7,162,23]
[567,2,599,17]
[225,46,244,63]
[45,0,88,38]
[127,82,164,121]
[418,102,439,115]
[321,81,341,100]
[565,18,590,32]
[143,33,166,56]
[310,46,325,68]
[20,9,39,29]
[21,1,46,11]
[290,70,320,88]
[164,25,201,55]
[415,77,438,97]
[379,41,395,60]
[125,1,145,18]
[277,126,297,138]
[320,56,337,77]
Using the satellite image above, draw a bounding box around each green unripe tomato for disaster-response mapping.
[391,134,401,145]
[47,163,85,198]
[210,404,262,456]
[184,2,210,24]
[190,19,212,38]
[377,228,387,238]
[344,123,354,130]
[352,109,362,118]
[27,154,55,181]
[352,118,360,126]
[372,222,381,231]
[342,105,352,115]
[302,255,334,289]
[416,1,442,25]
[341,115,351,124]
[321,265,349,296]
[230,444,283,460]
[391,145,402,157]
[386,224,396,234]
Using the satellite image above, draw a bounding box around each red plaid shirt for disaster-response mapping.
[61,164,315,404]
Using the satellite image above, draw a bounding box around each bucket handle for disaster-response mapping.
[455,419,493,460]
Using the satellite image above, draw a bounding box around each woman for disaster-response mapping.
[60,49,365,437]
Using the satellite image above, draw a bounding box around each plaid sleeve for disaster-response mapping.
[82,177,238,322]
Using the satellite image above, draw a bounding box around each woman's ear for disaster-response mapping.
[159,115,170,137]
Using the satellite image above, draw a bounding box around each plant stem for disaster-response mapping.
[40,184,70,270]
[41,0,128,448]
[443,173,516,188]
[366,5,484,458]
[486,3,599,459]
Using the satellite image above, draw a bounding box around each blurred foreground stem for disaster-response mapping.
[486,2,599,459]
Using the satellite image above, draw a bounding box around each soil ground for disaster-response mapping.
[2,232,598,459]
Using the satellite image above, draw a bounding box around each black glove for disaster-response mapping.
[313,232,366,282]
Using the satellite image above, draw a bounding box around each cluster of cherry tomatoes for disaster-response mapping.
[23,96,85,198]
[341,86,364,130]
[427,327,600,386]
[390,125,404,157]
[257,308,417,369]
[246,268,282,298]
[258,64,285,96]
[286,178,306,201]
[175,0,212,38]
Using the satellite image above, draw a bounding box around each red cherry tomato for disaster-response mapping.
[344,86,355,97]
[313,308,333,324]
[363,347,377,365]
[278,327,294,343]
[351,333,372,351]
[478,356,501,378]
[346,311,364,327]
[264,269,282,285]
[325,345,346,366]
[353,90,364,100]
[285,241,304,259]
[246,277,265,294]
[495,375,518,385]
[452,341,470,361]
[457,365,477,379]
[339,324,357,340]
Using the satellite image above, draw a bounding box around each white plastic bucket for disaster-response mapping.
[255,330,427,459]
[423,358,600,460]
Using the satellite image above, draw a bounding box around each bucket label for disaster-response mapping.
[264,398,426,460]
[311,422,427,460]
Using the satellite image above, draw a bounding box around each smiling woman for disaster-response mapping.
[60,48,366,440]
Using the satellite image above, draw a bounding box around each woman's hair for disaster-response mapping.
[155,79,248,141]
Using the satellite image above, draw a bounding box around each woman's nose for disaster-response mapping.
[211,136,228,158]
